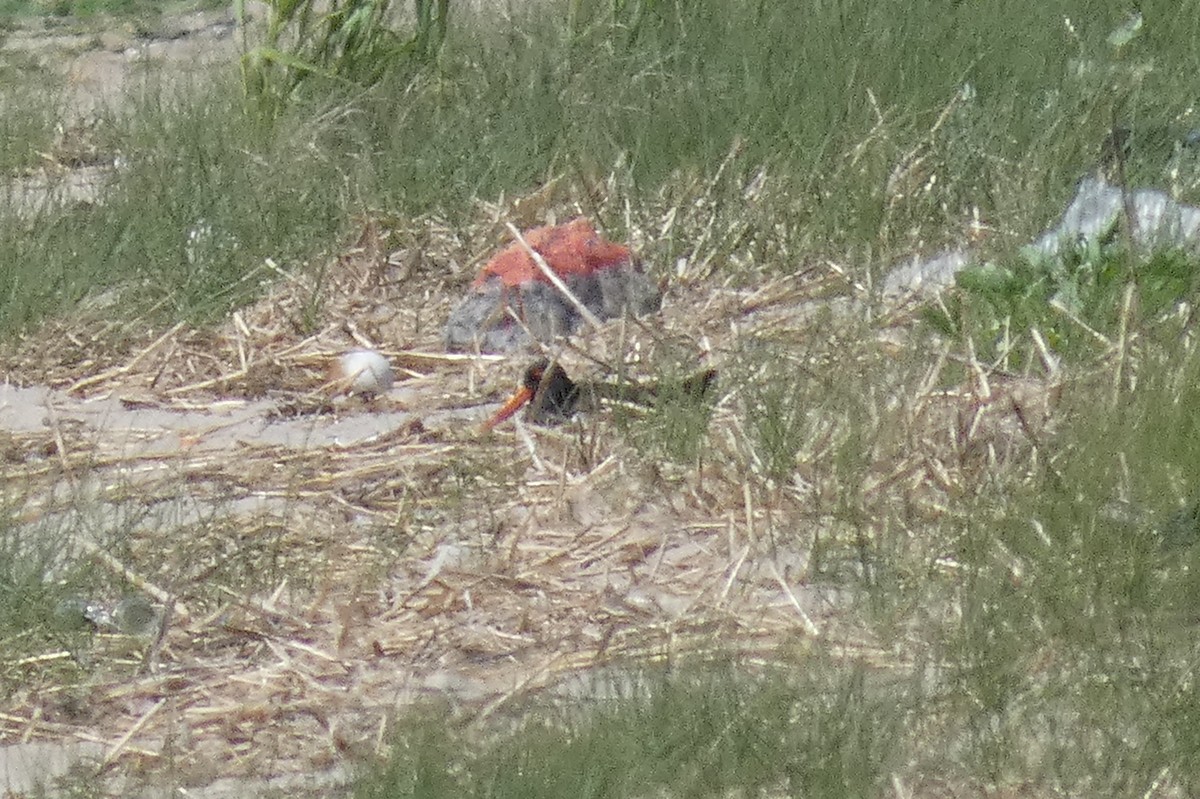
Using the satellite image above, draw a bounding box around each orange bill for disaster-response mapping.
[482,386,534,431]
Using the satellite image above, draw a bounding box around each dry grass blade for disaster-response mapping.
[103,698,165,766]
[65,323,186,396]
[76,538,193,624]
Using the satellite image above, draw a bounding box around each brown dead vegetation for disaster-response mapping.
[0,170,1061,788]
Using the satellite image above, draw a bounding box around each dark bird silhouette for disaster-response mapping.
[483,359,717,430]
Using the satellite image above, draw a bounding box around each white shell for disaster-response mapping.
[337,349,395,395]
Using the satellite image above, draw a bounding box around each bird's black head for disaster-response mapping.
[522,359,552,391]
[524,359,580,423]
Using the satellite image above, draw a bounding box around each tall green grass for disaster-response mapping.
[0,0,205,19]
[237,0,450,120]
[925,327,1200,793]
[342,0,1200,247]
[0,77,351,334]
[3,0,1199,333]
[0,506,103,698]
[356,661,905,799]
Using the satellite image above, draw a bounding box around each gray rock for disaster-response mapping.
[444,263,661,353]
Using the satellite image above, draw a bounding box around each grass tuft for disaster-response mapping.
[357,661,904,799]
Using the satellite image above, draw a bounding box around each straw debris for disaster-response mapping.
[0,172,1062,786]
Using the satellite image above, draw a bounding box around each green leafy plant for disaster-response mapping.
[927,243,1200,370]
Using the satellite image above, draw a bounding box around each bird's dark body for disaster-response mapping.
[516,359,717,426]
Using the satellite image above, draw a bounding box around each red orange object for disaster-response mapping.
[444,219,661,353]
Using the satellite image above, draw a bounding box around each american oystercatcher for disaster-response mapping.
[483,359,718,429]
[444,219,662,353]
